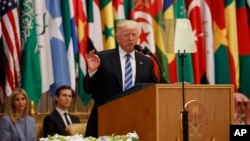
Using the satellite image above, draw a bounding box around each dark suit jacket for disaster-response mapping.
[43,110,80,137]
[84,48,159,137]
[0,115,36,141]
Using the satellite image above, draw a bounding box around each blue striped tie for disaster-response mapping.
[124,54,132,91]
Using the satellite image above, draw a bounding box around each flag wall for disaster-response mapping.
[1,0,250,104]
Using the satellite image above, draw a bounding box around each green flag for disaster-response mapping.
[173,0,194,83]
[20,0,42,104]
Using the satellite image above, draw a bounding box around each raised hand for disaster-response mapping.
[85,50,101,73]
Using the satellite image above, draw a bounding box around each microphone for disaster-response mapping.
[134,45,165,83]
[134,45,152,56]
[134,45,145,52]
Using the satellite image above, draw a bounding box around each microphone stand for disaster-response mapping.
[178,50,189,141]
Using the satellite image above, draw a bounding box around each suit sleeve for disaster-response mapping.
[43,115,58,137]
[0,116,11,141]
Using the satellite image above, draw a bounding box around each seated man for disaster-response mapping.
[43,85,80,137]
[234,92,250,125]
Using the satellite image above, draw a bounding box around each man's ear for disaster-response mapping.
[55,95,59,102]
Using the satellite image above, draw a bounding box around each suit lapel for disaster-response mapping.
[135,53,144,83]
[110,49,123,88]
[54,111,67,127]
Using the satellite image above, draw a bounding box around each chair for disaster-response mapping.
[36,122,44,139]
[65,123,87,136]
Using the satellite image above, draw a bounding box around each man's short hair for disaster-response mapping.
[55,85,73,97]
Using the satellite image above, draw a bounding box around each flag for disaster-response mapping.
[224,0,239,91]
[210,0,230,84]
[68,0,79,58]
[0,0,21,104]
[100,0,116,49]
[45,0,71,97]
[134,1,159,81]
[33,0,54,93]
[87,0,104,52]
[113,0,135,21]
[152,0,170,83]
[173,0,194,83]
[236,0,250,98]
[19,0,42,104]
[61,0,77,92]
[113,0,126,21]
[201,0,215,84]
[186,0,206,84]
[163,0,178,83]
[73,0,91,105]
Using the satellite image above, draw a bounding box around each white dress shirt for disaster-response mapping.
[56,107,72,126]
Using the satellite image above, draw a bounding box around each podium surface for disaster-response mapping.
[98,84,234,141]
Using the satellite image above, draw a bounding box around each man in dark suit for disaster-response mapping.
[84,20,159,137]
[43,85,80,137]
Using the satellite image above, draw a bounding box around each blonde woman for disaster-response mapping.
[0,87,36,141]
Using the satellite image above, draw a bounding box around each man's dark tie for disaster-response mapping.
[124,54,132,91]
[64,113,71,126]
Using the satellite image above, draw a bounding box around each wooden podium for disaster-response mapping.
[98,84,234,141]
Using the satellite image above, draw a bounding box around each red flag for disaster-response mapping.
[0,0,21,104]
[237,0,250,98]
[186,0,206,84]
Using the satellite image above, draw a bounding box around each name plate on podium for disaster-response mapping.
[230,125,250,141]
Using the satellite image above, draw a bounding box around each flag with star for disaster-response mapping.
[100,0,116,49]
[73,0,92,105]
[224,0,239,91]
[236,0,250,98]
[163,0,178,83]
[173,0,194,83]
[19,0,42,104]
[0,0,21,104]
[185,0,207,84]
[45,0,71,97]
[210,0,230,84]
[134,0,159,81]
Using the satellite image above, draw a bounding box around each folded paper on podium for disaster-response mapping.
[98,84,234,141]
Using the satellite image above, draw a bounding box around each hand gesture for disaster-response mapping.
[85,50,100,73]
